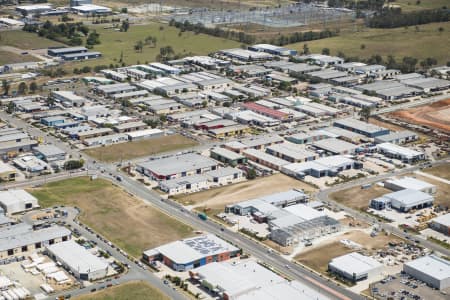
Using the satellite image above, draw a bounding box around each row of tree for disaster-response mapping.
[1,80,38,96]
[367,8,449,28]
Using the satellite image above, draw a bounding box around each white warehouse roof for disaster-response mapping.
[329,252,382,277]
[385,177,435,192]
[432,213,450,227]
[405,255,450,281]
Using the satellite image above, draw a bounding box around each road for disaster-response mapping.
[316,159,450,257]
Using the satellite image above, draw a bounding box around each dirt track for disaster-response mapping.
[390,99,450,133]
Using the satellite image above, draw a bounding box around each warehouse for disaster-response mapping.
[48,46,87,57]
[113,121,147,133]
[285,131,330,145]
[149,62,181,75]
[0,162,17,182]
[377,142,425,163]
[71,4,112,15]
[205,167,244,186]
[281,155,360,179]
[51,91,86,107]
[312,138,359,155]
[235,110,280,127]
[401,77,450,92]
[76,128,113,141]
[95,83,136,96]
[33,145,66,163]
[210,147,247,166]
[266,142,318,163]
[243,102,291,121]
[403,255,450,290]
[219,48,273,61]
[142,235,240,271]
[0,224,71,259]
[126,128,164,141]
[229,64,271,78]
[16,4,53,15]
[46,240,108,280]
[334,118,390,138]
[0,190,39,215]
[430,214,450,236]
[136,153,219,180]
[370,189,434,212]
[62,51,101,61]
[83,133,128,147]
[158,175,209,195]
[321,126,366,144]
[384,177,436,194]
[328,252,383,282]
[243,148,290,171]
[248,44,297,56]
[189,260,329,300]
[0,130,37,155]
[111,90,148,101]
[374,130,418,145]
[208,125,250,139]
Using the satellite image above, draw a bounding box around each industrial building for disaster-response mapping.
[312,138,359,155]
[61,51,101,61]
[136,153,219,180]
[48,47,88,57]
[51,91,86,107]
[71,4,112,15]
[328,252,383,282]
[46,240,109,281]
[430,214,450,236]
[189,260,330,300]
[210,148,247,166]
[0,162,18,182]
[377,142,425,163]
[281,155,361,179]
[33,145,66,163]
[248,44,297,56]
[242,148,290,171]
[219,48,273,62]
[384,177,436,194]
[374,131,418,145]
[370,189,434,212]
[0,224,71,259]
[126,128,164,141]
[0,190,39,215]
[142,235,240,271]
[158,175,209,195]
[205,167,244,186]
[16,4,53,15]
[0,128,37,155]
[403,255,450,290]
[266,142,318,163]
[334,118,390,138]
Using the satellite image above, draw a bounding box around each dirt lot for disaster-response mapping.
[173,173,317,208]
[74,281,169,300]
[295,230,402,273]
[83,134,198,162]
[389,99,450,133]
[330,185,391,211]
[29,177,193,257]
[423,163,450,181]
[408,173,450,208]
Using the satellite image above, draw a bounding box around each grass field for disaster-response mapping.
[29,177,193,257]
[287,22,450,65]
[83,134,198,162]
[172,173,317,208]
[423,164,450,181]
[295,230,402,273]
[0,30,64,49]
[390,0,449,12]
[330,185,391,211]
[66,22,240,68]
[0,51,39,65]
[74,281,169,300]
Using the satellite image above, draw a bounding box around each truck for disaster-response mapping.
[198,213,207,221]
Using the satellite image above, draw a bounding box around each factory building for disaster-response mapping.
[370,189,434,212]
[126,129,164,141]
[33,145,66,163]
[48,47,88,57]
[143,235,240,271]
[377,143,425,163]
[248,44,297,56]
[189,260,330,300]
[0,224,71,259]
[46,240,108,281]
[136,153,219,180]
[242,148,290,171]
[430,214,450,236]
[328,252,383,282]
[384,177,436,194]
[210,147,247,166]
[374,131,418,145]
[71,4,112,15]
[312,138,359,155]
[403,255,450,290]
[205,167,244,186]
[16,4,53,15]
[224,135,283,153]
[158,175,209,195]
[0,128,37,155]
[51,91,86,107]
[334,118,390,138]
[0,190,39,215]
[266,142,318,163]
[0,162,18,182]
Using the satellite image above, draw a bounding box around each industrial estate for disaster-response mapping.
[0,0,448,300]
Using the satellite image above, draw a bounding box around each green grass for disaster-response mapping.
[389,0,449,12]
[0,51,40,65]
[287,22,450,65]
[29,177,193,257]
[68,22,240,68]
[0,30,64,49]
[74,281,170,300]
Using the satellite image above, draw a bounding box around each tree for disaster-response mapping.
[17,82,28,95]
[64,160,84,170]
[29,81,38,93]
[358,107,371,122]
[121,20,130,32]
[2,80,10,95]
[121,7,128,13]
[321,48,330,55]
[46,96,55,107]
[159,114,167,123]
[6,102,15,114]
[134,40,144,52]
[302,43,310,55]
[201,100,208,108]
[247,168,257,180]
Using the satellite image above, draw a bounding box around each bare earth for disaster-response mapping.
[173,173,317,208]
[423,163,450,181]
[330,185,391,211]
[390,99,450,133]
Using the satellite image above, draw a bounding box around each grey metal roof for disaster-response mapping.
[405,255,450,280]
[138,153,218,176]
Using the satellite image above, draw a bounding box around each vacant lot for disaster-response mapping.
[29,177,193,257]
[287,22,450,65]
[390,0,449,12]
[330,185,391,211]
[0,30,64,49]
[84,134,198,162]
[173,173,317,208]
[423,164,450,181]
[0,50,39,65]
[74,281,169,300]
[87,0,291,9]
[390,98,450,133]
[295,230,402,273]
